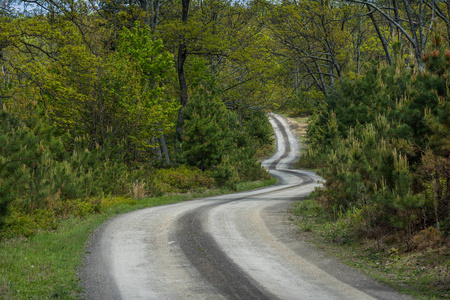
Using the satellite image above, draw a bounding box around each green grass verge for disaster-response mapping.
[290,199,450,300]
[0,177,276,299]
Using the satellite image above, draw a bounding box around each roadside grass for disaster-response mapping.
[291,199,450,300]
[0,177,276,299]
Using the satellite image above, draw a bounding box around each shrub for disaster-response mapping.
[0,208,58,239]
[151,165,214,194]
[213,155,239,190]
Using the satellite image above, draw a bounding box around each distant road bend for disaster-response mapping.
[80,113,412,300]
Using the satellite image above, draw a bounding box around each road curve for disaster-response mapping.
[80,113,412,300]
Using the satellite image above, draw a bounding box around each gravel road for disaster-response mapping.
[79,113,413,300]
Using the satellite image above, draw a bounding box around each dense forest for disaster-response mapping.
[1,0,449,250]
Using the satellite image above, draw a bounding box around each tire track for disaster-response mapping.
[263,114,291,170]
[172,113,304,299]
[175,205,276,300]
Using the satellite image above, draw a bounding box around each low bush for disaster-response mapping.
[1,208,58,239]
[151,165,215,195]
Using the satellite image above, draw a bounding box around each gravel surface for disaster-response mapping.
[79,113,413,300]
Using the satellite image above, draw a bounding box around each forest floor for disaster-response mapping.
[287,115,450,300]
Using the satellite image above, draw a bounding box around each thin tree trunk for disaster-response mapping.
[159,133,170,165]
[445,171,450,219]
[304,63,326,95]
[419,0,426,51]
[402,0,421,63]
[152,136,163,160]
[447,1,450,47]
[392,0,404,57]
[367,5,393,65]
[314,60,328,96]
[356,15,362,73]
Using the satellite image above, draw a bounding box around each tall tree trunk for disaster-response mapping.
[294,61,299,96]
[393,0,401,39]
[176,0,190,148]
[138,0,149,25]
[149,0,160,34]
[418,0,426,51]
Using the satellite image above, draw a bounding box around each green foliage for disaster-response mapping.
[232,145,270,181]
[116,23,179,139]
[213,155,239,190]
[2,16,178,163]
[0,109,45,227]
[305,38,450,243]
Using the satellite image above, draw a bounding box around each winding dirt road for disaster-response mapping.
[80,113,412,300]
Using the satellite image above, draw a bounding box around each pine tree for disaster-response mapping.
[0,109,42,227]
[182,87,232,171]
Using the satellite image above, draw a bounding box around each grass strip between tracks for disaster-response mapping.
[0,178,276,300]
